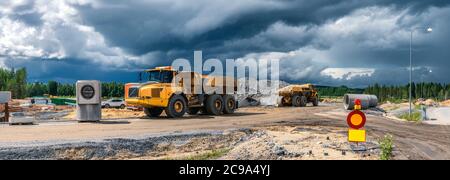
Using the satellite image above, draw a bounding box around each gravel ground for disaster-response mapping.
[0,131,231,160]
[0,125,380,160]
[1,104,449,160]
[425,107,450,125]
[221,126,379,160]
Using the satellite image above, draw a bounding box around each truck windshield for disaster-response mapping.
[147,71,174,83]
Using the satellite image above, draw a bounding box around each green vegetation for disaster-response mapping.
[365,83,450,103]
[381,98,405,104]
[379,134,394,160]
[318,83,450,103]
[28,81,124,98]
[317,86,364,97]
[0,68,27,98]
[183,148,230,160]
[48,81,58,96]
[1,68,125,98]
[399,111,422,122]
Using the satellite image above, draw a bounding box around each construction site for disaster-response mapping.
[1,1,450,164]
[1,74,449,160]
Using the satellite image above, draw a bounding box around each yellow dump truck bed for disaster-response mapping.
[278,84,315,95]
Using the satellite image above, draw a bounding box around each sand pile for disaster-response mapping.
[440,100,450,107]
[321,98,343,103]
[63,108,145,120]
[415,99,438,106]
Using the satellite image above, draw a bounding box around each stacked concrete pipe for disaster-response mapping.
[343,94,378,110]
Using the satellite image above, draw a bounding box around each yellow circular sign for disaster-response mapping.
[350,114,363,126]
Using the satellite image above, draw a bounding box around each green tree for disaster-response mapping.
[48,81,58,96]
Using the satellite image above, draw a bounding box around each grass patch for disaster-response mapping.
[183,148,231,160]
[414,104,423,110]
[383,98,405,104]
[398,111,422,122]
[379,134,394,160]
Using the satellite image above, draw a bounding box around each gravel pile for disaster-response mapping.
[237,79,290,107]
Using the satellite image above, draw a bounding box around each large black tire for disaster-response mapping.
[280,97,287,106]
[144,107,163,118]
[104,104,110,108]
[292,95,301,107]
[312,97,319,106]
[299,96,307,107]
[205,94,224,115]
[223,95,236,114]
[120,104,126,109]
[187,108,200,115]
[164,95,187,118]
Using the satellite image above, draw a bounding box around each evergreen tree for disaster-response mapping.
[48,81,58,96]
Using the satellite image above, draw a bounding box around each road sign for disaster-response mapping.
[347,110,366,129]
[347,99,367,143]
[348,129,366,142]
[0,91,11,103]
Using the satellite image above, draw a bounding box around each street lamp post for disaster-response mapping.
[409,27,432,120]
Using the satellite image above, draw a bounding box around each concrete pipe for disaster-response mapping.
[343,94,378,110]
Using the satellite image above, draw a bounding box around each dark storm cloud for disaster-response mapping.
[1,0,449,86]
[3,58,139,83]
[73,0,450,58]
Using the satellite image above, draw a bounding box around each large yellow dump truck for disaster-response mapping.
[124,66,238,118]
[278,84,319,107]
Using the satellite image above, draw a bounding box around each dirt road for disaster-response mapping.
[311,108,450,160]
[0,104,449,159]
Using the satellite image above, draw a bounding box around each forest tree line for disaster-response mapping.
[316,86,364,97]
[318,83,450,102]
[1,68,449,101]
[364,83,450,102]
[27,81,124,98]
[1,68,124,98]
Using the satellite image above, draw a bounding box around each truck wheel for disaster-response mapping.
[299,96,307,107]
[281,97,293,106]
[312,97,319,106]
[104,104,110,108]
[280,97,286,106]
[165,95,187,118]
[144,107,163,118]
[120,104,126,109]
[205,95,224,115]
[223,95,236,114]
[187,108,200,115]
[292,95,301,107]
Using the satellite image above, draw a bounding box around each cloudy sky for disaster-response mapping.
[0,0,449,87]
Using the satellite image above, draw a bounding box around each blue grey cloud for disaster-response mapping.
[0,0,449,86]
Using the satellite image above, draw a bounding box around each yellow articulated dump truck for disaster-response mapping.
[124,66,238,118]
[278,84,319,107]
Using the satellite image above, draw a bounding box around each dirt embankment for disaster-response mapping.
[0,125,379,160]
[221,126,377,160]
